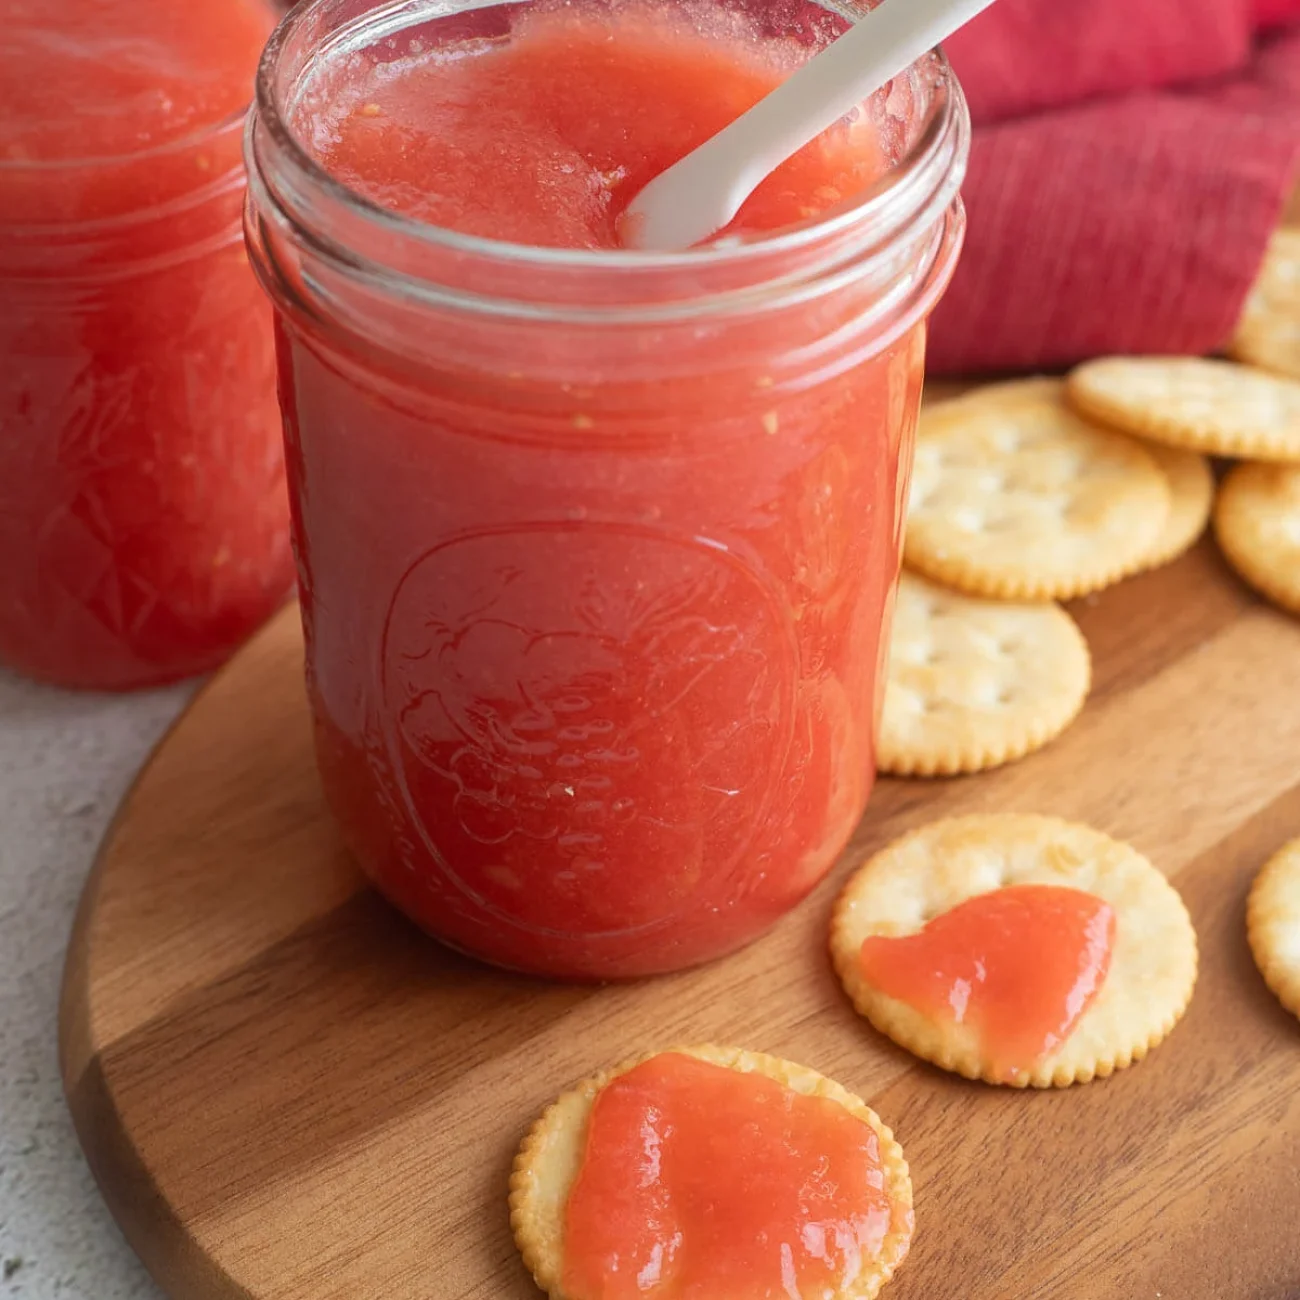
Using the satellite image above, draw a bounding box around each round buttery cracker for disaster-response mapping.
[830,815,1198,1088]
[904,381,1170,600]
[510,1045,914,1300]
[879,572,1091,776]
[1213,461,1300,615]
[1067,356,1300,462]
[1229,229,1300,381]
[1247,839,1300,1019]
[923,375,1063,411]
[1142,444,1215,568]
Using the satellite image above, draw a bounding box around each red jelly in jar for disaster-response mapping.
[245,0,969,977]
[0,0,294,689]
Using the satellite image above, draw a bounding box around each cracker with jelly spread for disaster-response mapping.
[1141,443,1215,569]
[830,815,1198,1088]
[1230,229,1300,382]
[1247,839,1300,1020]
[879,572,1091,776]
[510,1045,914,1300]
[1067,357,1300,462]
[904,380,1170,600]
[1213,462,1300,617]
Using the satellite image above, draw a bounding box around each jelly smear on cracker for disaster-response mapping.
[561,1052,906,1299]
[859,884,1115,1082]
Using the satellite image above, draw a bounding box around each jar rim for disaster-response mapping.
[252,0,963,274]
[0,102,249,175]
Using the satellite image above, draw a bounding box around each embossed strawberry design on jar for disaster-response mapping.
[381,524,796,943]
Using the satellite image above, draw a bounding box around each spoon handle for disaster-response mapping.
[623,0,995,251]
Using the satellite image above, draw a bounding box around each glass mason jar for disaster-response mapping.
[0,111,294,690]
[245,0,969,979]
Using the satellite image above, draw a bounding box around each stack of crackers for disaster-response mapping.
[880,228,1300,781]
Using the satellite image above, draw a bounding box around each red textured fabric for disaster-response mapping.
[945,0,1251,125]
[1258,0,1300,29]
[928,1,1300,375]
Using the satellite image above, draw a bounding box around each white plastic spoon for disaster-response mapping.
[621,0,997,251]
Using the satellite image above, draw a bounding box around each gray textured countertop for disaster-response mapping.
[0,670,189,1300]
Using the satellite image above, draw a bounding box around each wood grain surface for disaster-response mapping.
[60,525,1300,1300]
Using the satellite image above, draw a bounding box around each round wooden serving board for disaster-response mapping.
[62,537,1300,1300]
